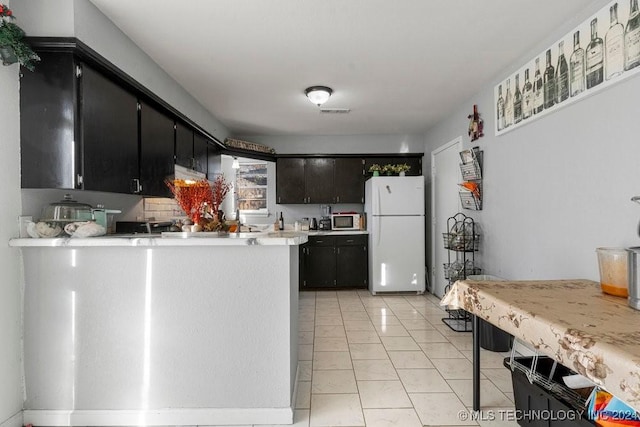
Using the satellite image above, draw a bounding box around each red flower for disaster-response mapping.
[7,9,11,16]
[0,6,4,13]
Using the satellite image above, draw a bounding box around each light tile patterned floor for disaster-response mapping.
[266,290,517,427]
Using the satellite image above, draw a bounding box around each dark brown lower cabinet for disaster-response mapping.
[336,238,368,287]
[300,234,368,289]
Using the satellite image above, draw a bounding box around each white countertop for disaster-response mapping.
[9,231,308,247]
[8,230,368,248]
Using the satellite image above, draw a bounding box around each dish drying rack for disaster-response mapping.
[504,339,589,411]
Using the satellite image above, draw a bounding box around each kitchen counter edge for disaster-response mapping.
[9,232,309,248]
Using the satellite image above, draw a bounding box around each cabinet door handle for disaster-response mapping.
[278,196,281,203]
[346,239,354,243]
[336,196,340,203]
[337,248,340,254]
[131,178,142,194]
[316,240,323,243]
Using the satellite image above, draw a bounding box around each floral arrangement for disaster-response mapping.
[382,164,395,175]
[165,175,233,232]
[0,4,40,71]
[393,163,411,173]
[368,164,382,173]
[209,174,232,217]
[165,179,212,225]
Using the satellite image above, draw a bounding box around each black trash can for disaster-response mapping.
[467,274,513,352]
[479,318,513,352]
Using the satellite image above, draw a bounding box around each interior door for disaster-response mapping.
[431,137,462,298]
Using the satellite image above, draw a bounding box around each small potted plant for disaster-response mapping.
[368,164,382,176]
[382,164,394,176]
[0,4,40,71]
[394,163,411,176]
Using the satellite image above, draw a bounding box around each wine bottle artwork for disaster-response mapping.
[586,18,604,88]
[522,68,533,120]
[513,73,523,124]
[570,30,586,96]
[625,0,640,70]
[495,0,640,135]
[496,85,505,131]
[605,2,625,79]
[533,57,544,114]
[504,78,513,128]
[543,49,556,108]
[556,41,570,103]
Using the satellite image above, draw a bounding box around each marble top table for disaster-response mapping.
[441,279,640,411]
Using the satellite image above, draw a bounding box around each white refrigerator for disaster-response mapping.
[365,176,426,294]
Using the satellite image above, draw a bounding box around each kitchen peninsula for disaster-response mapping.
[9,232,307,426]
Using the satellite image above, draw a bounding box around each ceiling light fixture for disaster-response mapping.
[232,157,240,169]
[305,86,333,106]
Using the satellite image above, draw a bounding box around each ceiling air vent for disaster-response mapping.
[320,108,351,114]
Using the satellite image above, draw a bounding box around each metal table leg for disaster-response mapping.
[472,314,480,411]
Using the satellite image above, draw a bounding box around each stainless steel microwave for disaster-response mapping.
[330,213,361,231]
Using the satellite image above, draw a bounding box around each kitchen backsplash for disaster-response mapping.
[143,197,183,221]
[21,189,144,222]
[20,189,365,229]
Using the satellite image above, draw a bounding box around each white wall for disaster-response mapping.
[0,1,25,425]
[243,134,425,155]
[424,0,639,282]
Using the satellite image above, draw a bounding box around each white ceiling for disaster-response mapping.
[89,0,590,137]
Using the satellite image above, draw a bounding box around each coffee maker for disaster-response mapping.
[318,205,332,230]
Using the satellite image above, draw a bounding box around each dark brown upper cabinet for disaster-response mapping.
[21,54,138,193]
[334,158,365,204]
[193,132,209,175]
[20,41,222,196]
[304,158,335,204]
[276,157,365,204]
[80,63,139,193]
[139,101,175,197]
[175,121,193,170]
[276,158,306,204]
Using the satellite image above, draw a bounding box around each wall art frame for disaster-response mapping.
[495,0,640,136]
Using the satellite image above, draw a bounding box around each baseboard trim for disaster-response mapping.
[23,408,293,426]
[291,362,301,409]
[0,411,23,427]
